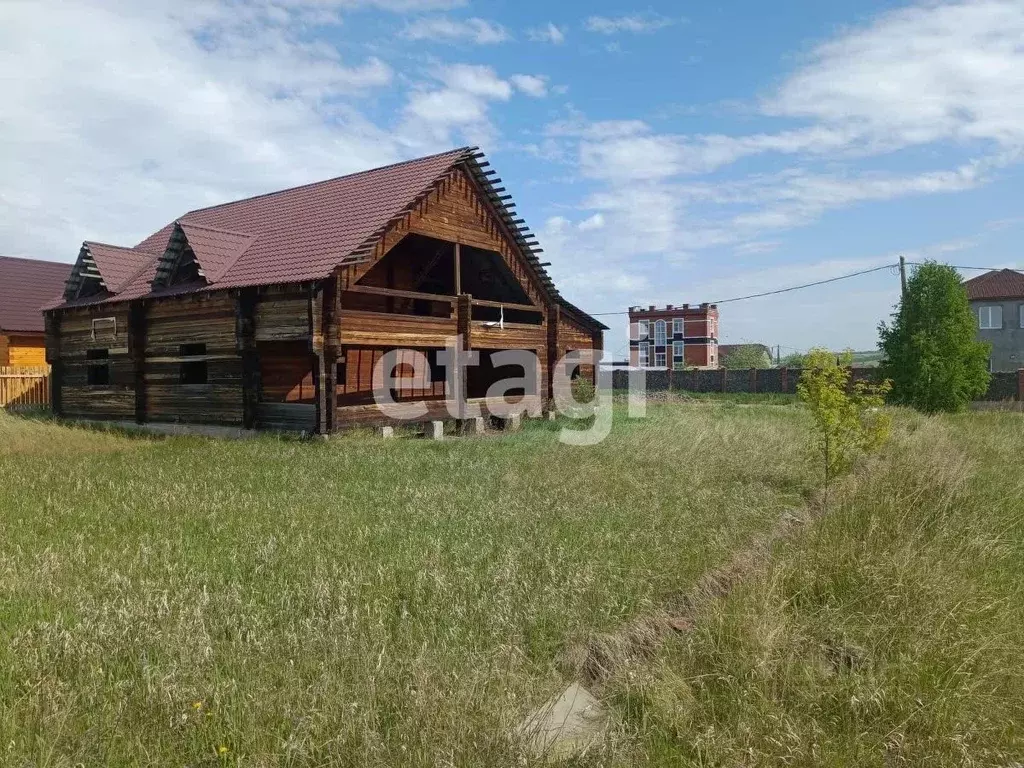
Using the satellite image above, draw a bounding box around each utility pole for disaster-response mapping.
[776,344,781,365]
[899,254,907,298]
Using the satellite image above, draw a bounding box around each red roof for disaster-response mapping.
[0,255,71,333]
[963,269,1024,301]
[134,147,471,290]
[46,147,606,330]
[85,242,156,292]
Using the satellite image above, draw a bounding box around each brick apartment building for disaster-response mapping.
[628,303,720,369]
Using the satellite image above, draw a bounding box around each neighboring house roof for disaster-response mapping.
[0,255,71,333]
[48,147,606,330]
[963,269,1024,301]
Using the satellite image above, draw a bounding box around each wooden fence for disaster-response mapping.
[0,366,51,410]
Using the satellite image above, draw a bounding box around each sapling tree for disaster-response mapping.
[797,349,892,500]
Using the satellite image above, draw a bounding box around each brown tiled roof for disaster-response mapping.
[963,269,1024,301]
[177,223,257,283]
[85,242,155,292]
[0,255,71,333]
[47,147,607,330]
[132,147,472,290]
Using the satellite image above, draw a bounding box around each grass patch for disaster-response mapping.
[0,404,816,766]
[609,409,1024,765]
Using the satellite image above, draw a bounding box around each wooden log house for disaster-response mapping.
[43,148,606,433]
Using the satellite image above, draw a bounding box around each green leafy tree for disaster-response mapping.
[798,349,892,499]
[878,261,990,413]
[779,352,806,368]
[721,345,772,369]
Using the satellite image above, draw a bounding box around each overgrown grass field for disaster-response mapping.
[1,403,1022,766]
[0,405,816,766]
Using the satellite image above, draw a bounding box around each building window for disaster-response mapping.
[979,305,1002,329]
[654,351,666,368]
[636,320,649,340]
[180,343,208,385]
[86,348,109,386]
[673,341,685,370]
[654,319,667,345]
[672,318,683,336]
[1020,304,1024,328]
[638,342,649,367]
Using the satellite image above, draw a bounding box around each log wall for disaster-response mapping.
[144,293,242,425]
[58,305,135,420]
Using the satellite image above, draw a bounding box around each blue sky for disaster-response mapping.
[2,0,1023,360]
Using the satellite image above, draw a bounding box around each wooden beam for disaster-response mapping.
[470,298,542,313]
[547,304,560,403]
[456,293,472,419]
[311,274,340,435]
[128,300,147,424]
[344,284,457,304]
[44,312,62,417]
[590,327,604,386]
[454,242,461,295]
[235,287,258,430]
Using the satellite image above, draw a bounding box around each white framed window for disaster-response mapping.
[654,351,666,368]
[672,341,685,370]
[638,342,649,366]
[654,319,667,345]
[672,317,684,336]
[636,320,649,340]
[979,305,1002,329]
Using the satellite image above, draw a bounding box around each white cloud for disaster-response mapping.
[527,22,565,44]
[399,64,541,145]
[0,0,411,259]
[767,0,1024,150]
[578,213,605,231]
[400,16,508,44]
[584,13,676,34]
[541,0,1024,293]
[509,74,548,98]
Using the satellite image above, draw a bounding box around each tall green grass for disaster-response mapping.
[0,405,816,766]
[610,410,1024,765]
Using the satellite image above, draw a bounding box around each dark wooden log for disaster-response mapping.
[44,312,62,416]
[235,288,259,429]
[128,300,147,423]
[455,293,472,419]
[546,303,560,402]
[311,274,339,434]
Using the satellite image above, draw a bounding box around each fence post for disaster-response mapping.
[1018,368,1024,402]
[750,367,757,393]
[720,366,728,393]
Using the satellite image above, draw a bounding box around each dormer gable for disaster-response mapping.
[63,242,151,301]
[151,221,256,290]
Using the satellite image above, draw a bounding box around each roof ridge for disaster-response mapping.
[84,240,150,253]
[182,146,474,218]
[177,220,255,238]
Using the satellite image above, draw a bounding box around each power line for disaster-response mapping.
[587,262,898,316]
[906,262,1018,272]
